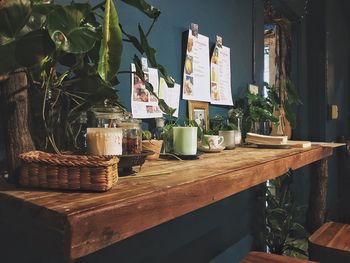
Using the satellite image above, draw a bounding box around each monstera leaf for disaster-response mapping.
[0,40,20,74]
[98,0,123,82]
[14,29,55,67]
[0,0,32,38]
[47,5,98,54]
[121,0,160,19]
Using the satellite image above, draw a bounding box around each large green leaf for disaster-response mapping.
[98,0,123,82]
[137,25,175,87]
[47,5,99,54]
[0,0,32,38]
[157,64,175,87]
[138,24,157,67]
[15,29,55,67]
[31,3,59,16]
[0,40,20,74]
[121,0,160,19]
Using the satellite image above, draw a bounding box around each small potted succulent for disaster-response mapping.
[142,130,163,160]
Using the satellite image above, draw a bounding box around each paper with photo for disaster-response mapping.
[182,29,211,102]
[210,45,233,105]
[159,78,180,118]
[131,63,162,119]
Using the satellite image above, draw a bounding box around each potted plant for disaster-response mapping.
[228,107,243,145]
[142,130,163,160]
[258,171,309,257]
[0,0,175,181]
[266,81,302,138]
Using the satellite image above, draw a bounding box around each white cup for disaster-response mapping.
[87,128,123,155]
[219,130,235,149]
[203,134,224,149]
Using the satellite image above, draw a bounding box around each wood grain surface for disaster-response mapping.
[309,222,350,251]
[241,251,317,263]
[0,146,333,261]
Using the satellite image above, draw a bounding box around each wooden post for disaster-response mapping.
[0,70,35,183]
[306,158,329,233]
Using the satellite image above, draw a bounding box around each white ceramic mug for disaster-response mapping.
[203,134,224,149]
[219,130,235,149]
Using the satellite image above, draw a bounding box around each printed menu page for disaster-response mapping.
[158,78,180,118]
[182,29,211,102]
[210,44,233,105]
[131,64,162,119]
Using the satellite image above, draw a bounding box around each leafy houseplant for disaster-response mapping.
[0,0,175,151]
[0,0,176,182]
[259,171,309,257]
[141,130,162,160]
[266,80,302,130]
[232,91,279,139]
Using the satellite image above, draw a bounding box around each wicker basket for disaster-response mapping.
[19,151,119,192]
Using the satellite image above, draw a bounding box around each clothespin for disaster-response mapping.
[141,57,149,72]
[191,23,199,37]
[216,35,223,48]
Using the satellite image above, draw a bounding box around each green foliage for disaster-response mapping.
[47,4,99,54]
[231,91,278,138]
[120,0,161,19]
[0,0,175,153]
[265,81,302,129]
[98,0,122,82]
[0,0,32,38]
[246,92,279,124]
[219,122,237,131]
[261,171,309,257]
[142,130,152,140]
[207,114,237,135]
[208,114,225,135]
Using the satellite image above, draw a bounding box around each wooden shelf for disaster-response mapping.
[0,146,333,261]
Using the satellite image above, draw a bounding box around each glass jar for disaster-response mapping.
[118,119,142,155]
[91,105,127,128]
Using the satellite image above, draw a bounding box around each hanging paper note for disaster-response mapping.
[182,24,211,102]
[131,63,162,119]
[159,78,180,118]
[210,36,233,105]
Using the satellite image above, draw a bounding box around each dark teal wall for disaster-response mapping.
[75,0,263,262]
[115,0,256,120]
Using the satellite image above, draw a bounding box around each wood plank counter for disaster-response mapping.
[0,146,333,262]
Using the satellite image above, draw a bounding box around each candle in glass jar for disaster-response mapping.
[86,128,123,155]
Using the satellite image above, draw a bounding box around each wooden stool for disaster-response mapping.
[309,222,350,262]
[241,251,317,263]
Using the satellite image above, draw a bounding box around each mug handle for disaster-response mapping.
[218,136,224,146]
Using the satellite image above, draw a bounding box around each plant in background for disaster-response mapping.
[233,92,279,138]
[0,0,175,153]
[208,114,225,135]
[266,80,302,129]
[160,115,178,153]
[246,92,279,125]
[260,170,309,257]
[142,130,153,141]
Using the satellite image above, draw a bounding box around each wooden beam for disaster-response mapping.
[0,146,333,261]
[0,71,35,183]
[307,158,329,233]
